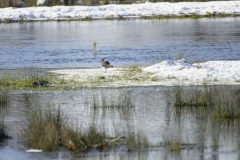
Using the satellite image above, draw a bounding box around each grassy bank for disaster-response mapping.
[0,66,158,90]
[1,13,240,23]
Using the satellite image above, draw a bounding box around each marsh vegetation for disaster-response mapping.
[21,92,149,152]
[0,90,10,142]
[173,85,240,120]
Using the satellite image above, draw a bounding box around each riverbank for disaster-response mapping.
[48,59,240,88]
[0,1,240,22]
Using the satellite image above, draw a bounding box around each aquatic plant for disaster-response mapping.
[22,105,66,151]
[126,132,149,150]
[173,85,240,120]
[0,90,10,142]
[163,133,182,152]
[21,91,149,152]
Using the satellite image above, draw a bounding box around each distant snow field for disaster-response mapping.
[0,1,240,20]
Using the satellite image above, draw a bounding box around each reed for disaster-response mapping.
[126,132,149,150]
[0,90,10,142]
[22,105,66,151]
[21,92,147,152]
[164,134,182,152]
[173,85,240,120]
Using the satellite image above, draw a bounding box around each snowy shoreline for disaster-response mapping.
[1,1,240,21]
[49,59,240,87]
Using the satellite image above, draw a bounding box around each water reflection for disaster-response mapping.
[1,86,240,159]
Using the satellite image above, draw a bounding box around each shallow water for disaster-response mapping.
[1,18,240,69]
[1,18,240,159]
[1,86,240,160]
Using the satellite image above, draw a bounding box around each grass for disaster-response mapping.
[173,85,240,120]
[0,71,67,90]
[0,66,157,90]
[87,91,149,150]
[92,94,134,111]
[126,132,149,150]
[22,105,66,151]
[140,13,240,20]
[21,92,150,152]
[164,134,182,152]
[122,66,152,81]
[0,90,10,143]
[21,104,109,152]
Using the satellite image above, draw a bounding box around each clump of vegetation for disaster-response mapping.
[22,105,65,151]
[173,85,240,120]
[80,16,93,21]
[0,91,10,142]
[21,92,149,152]
[90,92,134,111]
[118,16,128,21]
[164,134,182,152]
[21,104,110,152]
[122,66,148,81]
[0,71,63,90]
[126,132,149,150]
[140,13,240,20]
[174,86,211,108]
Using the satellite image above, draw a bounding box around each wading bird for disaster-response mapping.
[93,42,97,57]
[101,58,113,72]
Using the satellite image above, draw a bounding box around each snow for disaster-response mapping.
[143,59,240,84]
[1,1,240,86]
[50,59,240,87]
[0,1,240,20]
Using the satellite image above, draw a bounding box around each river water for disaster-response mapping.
[1,18,240,160]
[0,17,240,69]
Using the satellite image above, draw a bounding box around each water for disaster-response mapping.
[1,18,240,159]
[0,18,240,70]
[2,86,240,160]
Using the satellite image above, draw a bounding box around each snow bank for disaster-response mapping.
[0,1,240,20]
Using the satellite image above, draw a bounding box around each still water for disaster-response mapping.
[2,86,240,160]
[0,17,240,69]
[1,18,240,160]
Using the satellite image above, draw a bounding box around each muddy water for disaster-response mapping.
[1,86,240,160]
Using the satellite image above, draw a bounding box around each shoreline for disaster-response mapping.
[1,1,240,23]
[1,13,240,23]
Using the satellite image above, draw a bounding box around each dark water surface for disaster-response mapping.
[0,17,240,69]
